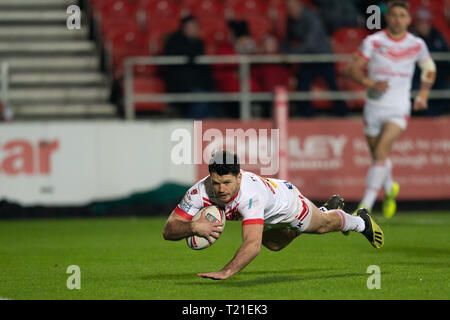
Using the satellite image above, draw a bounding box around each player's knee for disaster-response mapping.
[162,225,173,240]
[315,213,335,234]
[374,149,388,161]
[374,143,391,161]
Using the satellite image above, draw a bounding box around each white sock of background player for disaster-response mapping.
[383,158,393,193]
[361,160,388,210]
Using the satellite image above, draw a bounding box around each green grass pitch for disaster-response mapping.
[0,212,449,300]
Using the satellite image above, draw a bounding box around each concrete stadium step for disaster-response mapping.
[10,72,108,86]
[0,26,89,40]
[12,103,117,117]
[6,56,100,71]
[0,0,78,8]
[0,10,87,23]
[0,0,118,119]
[9,87,111,103]
[0,41,96,54]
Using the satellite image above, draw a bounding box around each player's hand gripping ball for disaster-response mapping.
[186,206,225,250]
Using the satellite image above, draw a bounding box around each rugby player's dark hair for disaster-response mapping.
[386,0,410,14]
[208,150,240,176]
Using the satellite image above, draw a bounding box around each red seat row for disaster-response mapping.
[89,0,449,112]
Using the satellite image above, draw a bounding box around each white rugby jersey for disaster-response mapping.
[357,30,430,113]
[174,170,302,226]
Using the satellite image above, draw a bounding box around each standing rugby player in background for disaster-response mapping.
[344,0,436,220]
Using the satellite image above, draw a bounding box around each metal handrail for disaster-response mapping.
[124,53,450,120]
[1,61,9,107]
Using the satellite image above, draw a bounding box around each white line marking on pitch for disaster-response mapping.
[0,297,12,300]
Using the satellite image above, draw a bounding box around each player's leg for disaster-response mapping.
[360,121,403,212]
[305,202,384,248]
[261,194,341,251]
[262,228,300,251]
[375,118,406,219]
[366,126,398,195]
[358,133,385,212]
[305,203,364,234]
[319,195,354,236]
[373,121,404,160]
[365,135,396,202]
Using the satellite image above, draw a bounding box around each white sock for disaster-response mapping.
[383,158,393,193]
[361,160,388,210]
[336,210,365,232]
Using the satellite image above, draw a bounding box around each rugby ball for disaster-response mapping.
[186,205,225,250]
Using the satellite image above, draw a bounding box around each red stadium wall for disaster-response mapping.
[196,117,450,201]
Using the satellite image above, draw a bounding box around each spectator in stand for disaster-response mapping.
[214,20,259,93]
[281,0,348,117]
[213,20,260,118]
[252,34,291,117]
[314,0,359,34]
[411,7,450,116]
[163,15,214,118]
[0,102,13,121]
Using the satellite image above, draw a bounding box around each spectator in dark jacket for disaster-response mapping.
[411,8,449,116]
[281,0,348,117]
[164,15,214,118]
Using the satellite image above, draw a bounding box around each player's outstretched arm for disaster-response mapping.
[197,223,263,280]
[343,54,388,93]
[414,57,437,111]
[162,209,223,243]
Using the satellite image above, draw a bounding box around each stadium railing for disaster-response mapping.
[123,53,450,120]
[0,61,9,110]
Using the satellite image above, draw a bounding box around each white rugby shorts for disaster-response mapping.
[263,186,313,234]
[363,104,409,137]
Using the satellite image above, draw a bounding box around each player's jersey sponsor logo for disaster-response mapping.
[373,41,422,61]
[284,181,293,190]
[179,195,193,213]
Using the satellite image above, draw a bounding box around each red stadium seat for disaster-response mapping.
[139,0,181,19]
[134,64,160,79]
[198,17,230,47]
[109,31,150,79]
[133,76,167,112]
[332,27,368,74]
[90,0,111,11]
[246,15,273,42]
[96,0,137,18]
[268,0,287,39]
[332,27,368,54]
[146,17,180,54]
[94,0,140,43]
[336,77,365,109]
[310,77,333,109]
[100,17,141,42]
[228,0,269,19]
[187,0,225,18]
[331,28,368,109]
